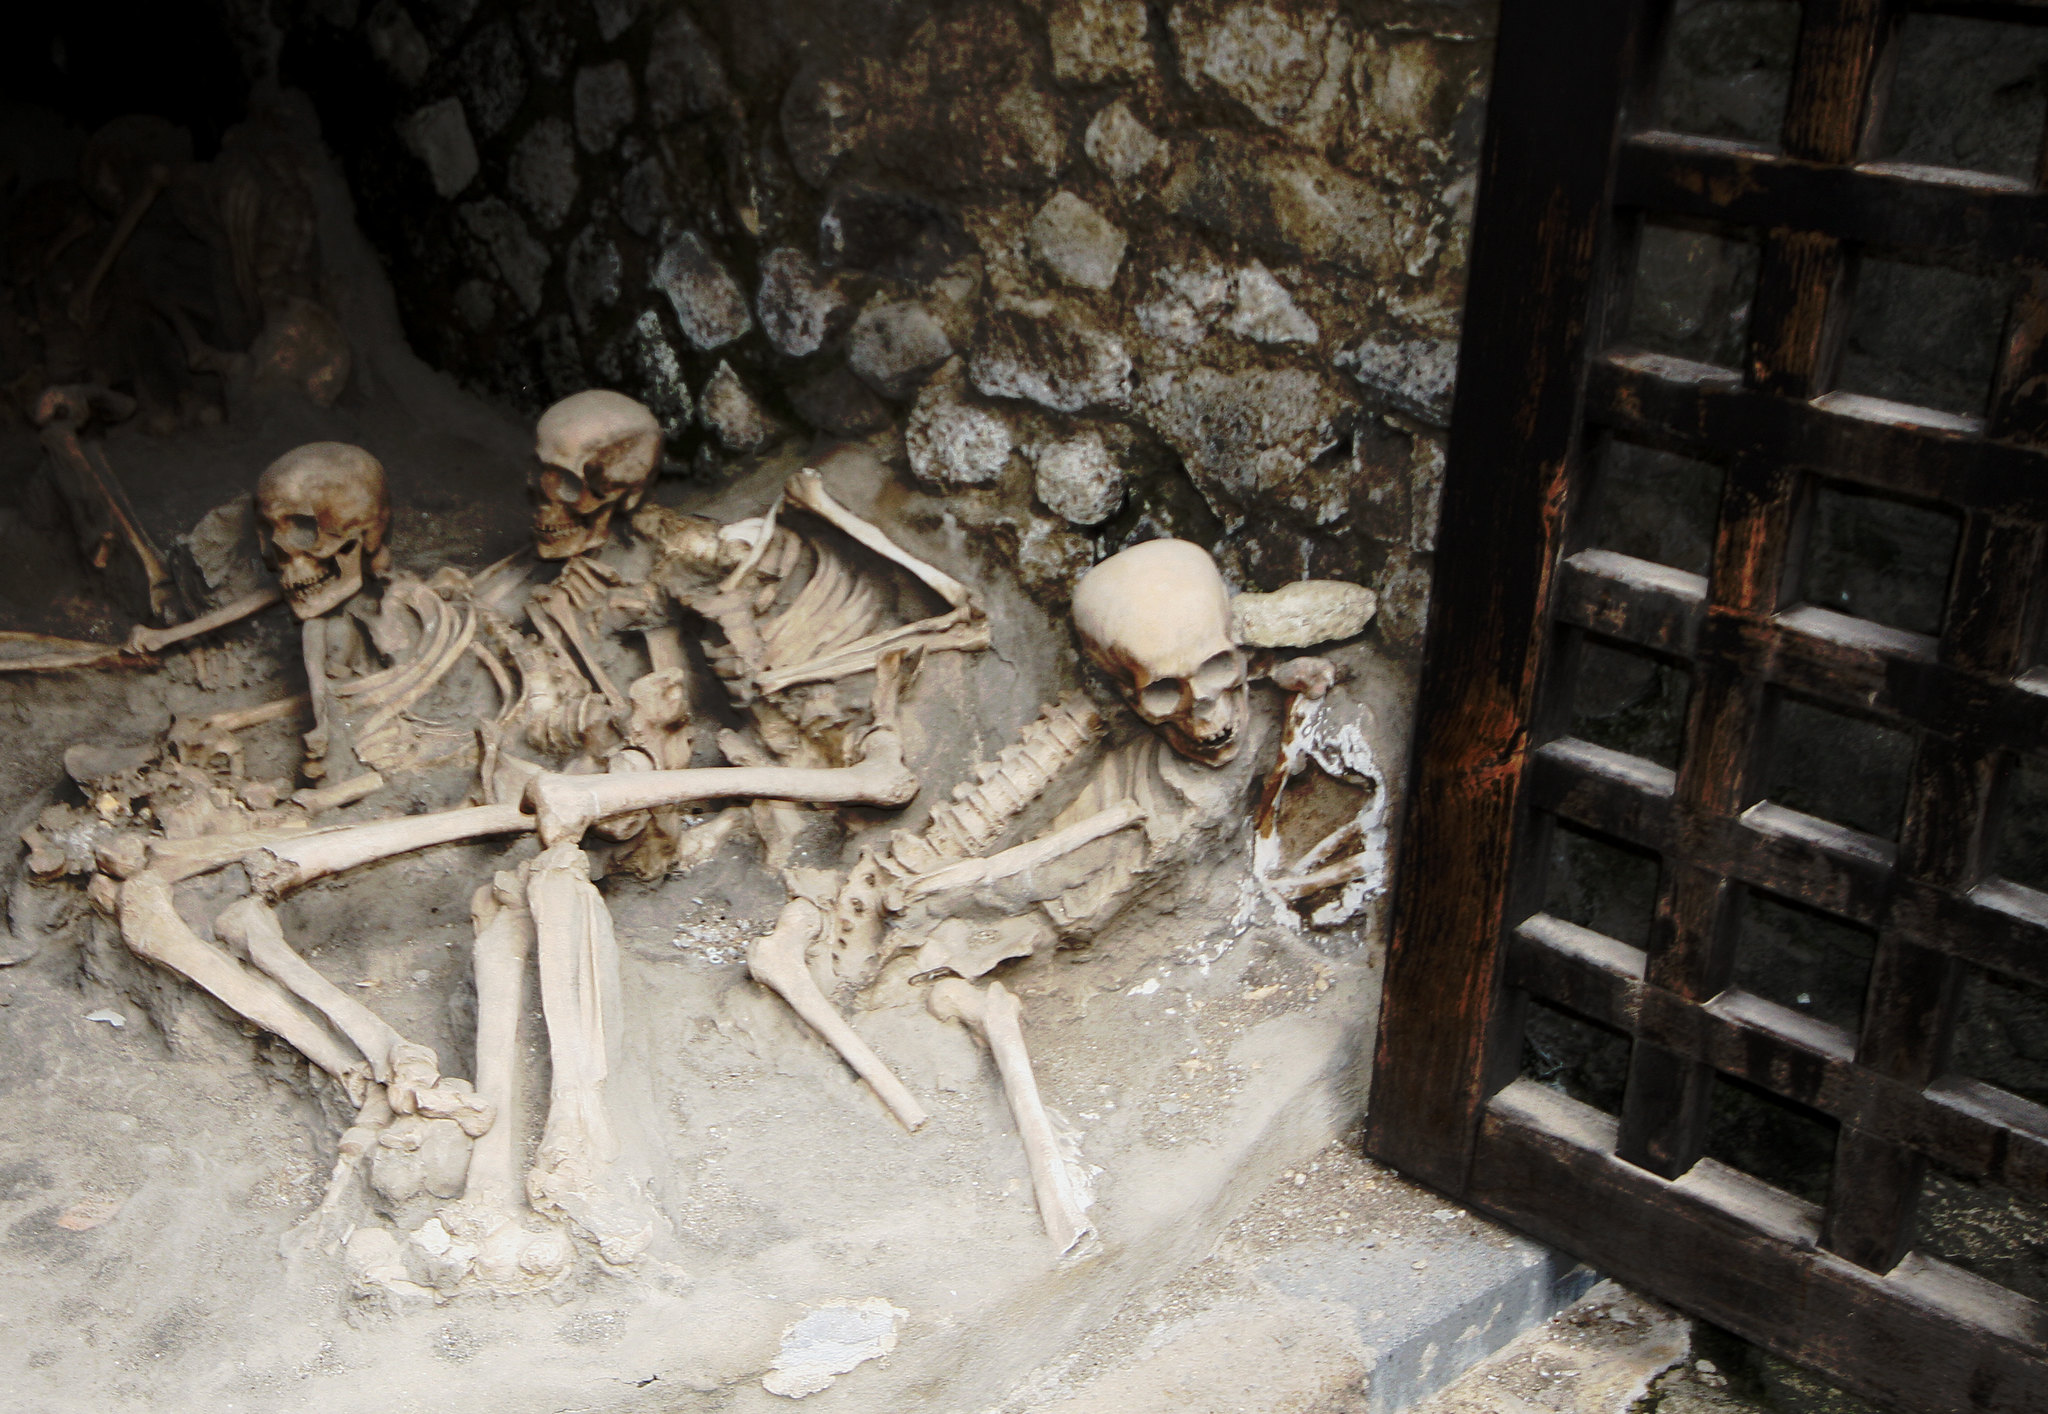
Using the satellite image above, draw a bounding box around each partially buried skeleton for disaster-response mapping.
[15,386,1380,1286]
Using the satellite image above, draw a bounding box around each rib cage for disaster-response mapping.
[882,694,1103,876]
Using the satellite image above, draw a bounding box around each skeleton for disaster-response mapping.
[789,540,1368,1249]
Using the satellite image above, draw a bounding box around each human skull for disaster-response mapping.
[531,390,663,559]
[256,442,391,619]
[1072,539,1249,767]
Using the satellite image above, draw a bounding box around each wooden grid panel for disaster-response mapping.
[1369,1,2048,1408]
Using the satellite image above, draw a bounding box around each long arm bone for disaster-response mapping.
[244,802,532,897]
[67,163,172,325]
[927,978,1091,1253]
[0,587,283,674]
[747,899,929,1131]
[524,727,917,846]
[891,800,1146,910]
[37,389,179,622]
[214,896,492,1132]
[118,872,366,1092]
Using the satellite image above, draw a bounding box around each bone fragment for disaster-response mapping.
[126,587,284,655]
[784,469,978,611]
[68,164,171,325]
[291,770,385,814]
[119,872,364,1089]
[246,802,532,897]
[748,899,929,1131]
[464,874,533,1212]
[205,693,310,734]
[37,400,178,622]
[892,799,1145,908]
[753,614,992,696]
[525,728,917,847]
[216,896,404,1083]
[0,630,140,673]
[927,979,1091,1253]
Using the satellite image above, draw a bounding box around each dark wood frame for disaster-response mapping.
[1366,2,2048,1408]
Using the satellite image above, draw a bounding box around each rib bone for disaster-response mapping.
[927,978,1091,1253]
[747,899,928,1130]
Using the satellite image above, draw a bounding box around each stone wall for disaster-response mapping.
[270,0,1492,641]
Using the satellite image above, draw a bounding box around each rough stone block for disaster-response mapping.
[1031,431,1126,525]
[1170,0,1340,128]
[908,363,1013,486]
[1338,334,1459,427]
[1226,262,1318,344]
[847,298,953,399]
[459,198,549,316]
[971,300,1132,413]
[366,0,431,86]
[757,247,851,358]
[508,117,578,230]
[399,98,478,199]
[700,362,775,452]
[574,60,637,153]
[1049,0,1154,85]
[653,232,752,350]
[647,7,731,123]
[565,227,620,333]
[1029,191,1128,292]
[1085,100,1168,184]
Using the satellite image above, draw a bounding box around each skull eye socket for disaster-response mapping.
[582,457,610,489]
[277,515,322,553]
[1191,649,1248,697]
[1138,679,1186,719]
[538,466,586,504]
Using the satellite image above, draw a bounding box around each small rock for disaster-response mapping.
[565,226,620,332]
[790,366,892,437]
[700,362,775,452]
[399,99,479,198]
[1031,431,1125,525]
[460,198,550,316]
[971,300,1131,413]
[610,309,694,429]
[591,0,639,41]
[647,7,730,122]
[757,248,851,358]
[454,279,495,332]
[846,298,953,399]
[84,1009,126,1028]
[763,1299,906,1399]
[1085,100,1167,184]
[1049,0,1154,84]
[653,232,753,350]
[508,117,579,230]
[907,363,1013,487]
[1232,580,1377,648]
[1337,335,1459,427]
[618,157,670,238]
[453,20,526,138]
[1135,264,1233,346]
[1170,0,1339,128]
[573,60,637,153]
[1029,191,1127,292]
[1225,262,1317,344]
[366,0,431,86]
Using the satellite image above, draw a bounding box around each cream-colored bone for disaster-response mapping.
[927,978,1090,1252]
[1073,540,1249,768]
[118,871,365,1090]
[523,842,653,1265]
[125,587,285,656]
[246,802,532,897]
[524,727,918,847]
[69,163,173,325]
[215,895,493,1133]
[891,799,1146,909]
[216,896,402,1080]
[36,391,179,622]
[747,899,929,1131]
[531,391,662,559]
[783,470,977,611]
[204,692,308,734]
[257,443,391,621]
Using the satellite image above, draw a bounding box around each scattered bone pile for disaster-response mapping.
[7,384,1386,1293]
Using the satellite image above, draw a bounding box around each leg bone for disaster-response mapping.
[928,978,1091,1253]
[748,899,929,1132]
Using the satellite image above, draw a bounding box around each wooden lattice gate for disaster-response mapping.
[1365,1,2048,1408]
